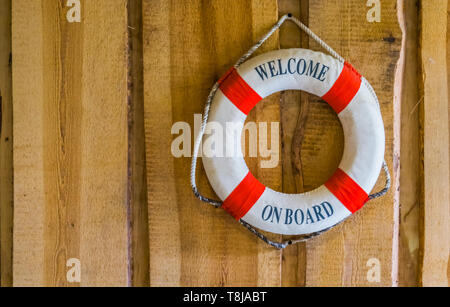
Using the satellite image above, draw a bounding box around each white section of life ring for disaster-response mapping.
[202,48,385,236]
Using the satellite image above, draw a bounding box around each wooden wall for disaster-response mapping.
[0,0,12,287]
[0,0,448,287]
[11,0,130,286]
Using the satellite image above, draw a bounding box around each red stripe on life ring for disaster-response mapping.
[218,68,262,115]
[222,172,266,220]
[324,168,369,214]
[322,62,362,114]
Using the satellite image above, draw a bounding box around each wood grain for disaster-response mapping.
[277,0,308,287]
[12,0,130,286]
[303,0,402,286]
[398,0,420,287]
[448,0,450,284]
[5,0,449,287]
[128,0,150,287]
[0,0,12,287]
[418,0,449,287]
[143,0,283,286]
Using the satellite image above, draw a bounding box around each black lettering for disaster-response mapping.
[277,59,287,75]
[294,209,304,225]
[307,60,320,79]
[297,59,306,75]
[305,209,315,224]
[312,205,325,222]
[287,58,297,74]
[321,202,334,217]
[285,209,293,225]
[268,60,278,77]
[271,206,283,223]
[317,65,330,81]
[262,205,273,221]
[254,64,269,81]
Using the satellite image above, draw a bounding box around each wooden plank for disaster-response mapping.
[302,0,402,286]
[128,0,150,287]
[448,0,450,284]
[277,0,308,287]
[143,0,282,286]
[419,0,449,287]
[398,0,420,287]
[12,0,130,286]
[0,0,13,287]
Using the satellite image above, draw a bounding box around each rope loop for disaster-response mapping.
[190,14,391,249]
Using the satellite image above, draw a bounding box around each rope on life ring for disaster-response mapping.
[190,14,391,249]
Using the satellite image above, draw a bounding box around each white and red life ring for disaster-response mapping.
[202,48,385,236]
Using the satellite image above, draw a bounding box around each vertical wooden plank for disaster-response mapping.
[142,0,181,286]
[79,0,130,286]
[12,0,46,286]
[12,0,130,286]
[447,0,450,285]
[398,0,420,287]
[246,2,283,286]
[143,0,282,286]
[303,0,402,286]
[128,0,150,287]
[448,0,450,283]
[419,0,449,287]
[0,0,12,287]
[277,0,308,287]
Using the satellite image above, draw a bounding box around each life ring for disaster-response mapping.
[201,48,385,236]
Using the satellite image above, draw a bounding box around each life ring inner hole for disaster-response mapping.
[241,91,344,194]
